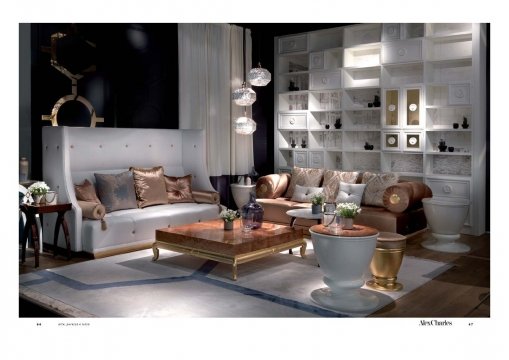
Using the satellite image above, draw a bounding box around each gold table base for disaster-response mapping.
[366,247,405,291]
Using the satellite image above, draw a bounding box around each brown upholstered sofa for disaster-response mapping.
[255,167,431,236]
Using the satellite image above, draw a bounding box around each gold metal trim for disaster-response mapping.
[152,239,307,281]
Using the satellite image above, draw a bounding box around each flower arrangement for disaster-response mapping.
[220,208,240,222]
[311,192,325,206]
[27,181,50,196]
[335,202,361,219]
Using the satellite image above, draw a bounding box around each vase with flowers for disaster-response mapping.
[335,202,362,230]
[219,208,240,230]
[27,181,50,205]
[311,193,325,214]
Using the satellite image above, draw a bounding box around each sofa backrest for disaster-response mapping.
[41,126,215,252]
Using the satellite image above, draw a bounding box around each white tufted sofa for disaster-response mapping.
[42,126,220,258]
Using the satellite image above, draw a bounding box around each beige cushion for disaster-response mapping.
[284,167,324,198]
[361,172,399,207]
[164,174,195,203]
[130,166,168,208]
[77,200,106,220]
[74,179,101,204]
[322,170,359,202]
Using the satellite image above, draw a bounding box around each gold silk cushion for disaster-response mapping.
[256,173,291,199]
[361,172,399,207]
[130,166,168,208]
[284,167,324,199]
[322,170,359,203]
[164,174,195,203]
[74,179,101,204]
[383,181,432,213]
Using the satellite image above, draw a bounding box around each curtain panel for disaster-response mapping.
[178,23,254,177]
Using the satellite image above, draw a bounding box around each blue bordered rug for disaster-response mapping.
[19,243,452,318]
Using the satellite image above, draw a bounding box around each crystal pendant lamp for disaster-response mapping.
[248,62,271,86]
[234,110,257,135]
[232,82,256,106]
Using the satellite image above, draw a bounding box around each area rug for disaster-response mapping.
[19,242,452,318]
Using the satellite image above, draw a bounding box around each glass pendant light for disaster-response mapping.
[234,108,257,135]
[248,62,271,86]
[232,82,256,106]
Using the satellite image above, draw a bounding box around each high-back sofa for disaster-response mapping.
[42,126,220,258]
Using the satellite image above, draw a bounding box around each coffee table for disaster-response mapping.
[153,219,305,280]
[286,208,322,228]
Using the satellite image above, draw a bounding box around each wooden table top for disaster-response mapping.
[156,219,303,256]
[309,224,378,237]
[19,202,72,214]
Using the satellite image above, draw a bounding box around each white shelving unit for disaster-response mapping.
[274,23,487,235]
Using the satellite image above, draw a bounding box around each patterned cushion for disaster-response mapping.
[322,170,359,203]
[130,166,168,208]
[361,172,399,207]
[94,171,138,213]
[290,185,323,203]
[74,179,101,204]
[335,182,366,206]
[284,167,324,198]
[164,174,195,203]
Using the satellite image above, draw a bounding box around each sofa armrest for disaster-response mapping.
[383,181,432,213]
[256,173,291,199]
[192,190,220,204]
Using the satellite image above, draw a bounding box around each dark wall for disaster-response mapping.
[29,23,179,179]
[27,23,348,208]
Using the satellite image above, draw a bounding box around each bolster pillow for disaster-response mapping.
[256,173,291,199]
[383,182,432,213]
[78,200,106,220]
[192,190,220,204]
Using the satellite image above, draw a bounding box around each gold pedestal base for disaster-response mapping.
[367,247,405,292]
[366,278,403,291]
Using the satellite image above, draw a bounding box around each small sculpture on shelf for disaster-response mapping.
[334,118,342,129]
[373,95,381,108]
[364,142,374,150]
[288,80,299,91]
[438,139,448,152]
[301,138,307,148]
[453,122,459,129]
[461,116,469,129]
[325,123,330,129]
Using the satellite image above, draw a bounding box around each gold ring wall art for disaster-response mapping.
[41,31,104,127]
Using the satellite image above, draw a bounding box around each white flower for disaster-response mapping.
[220,208,240,222]
[27,181,50,196]
[335,202,361,218]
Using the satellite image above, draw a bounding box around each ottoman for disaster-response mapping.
[366,232,407,291]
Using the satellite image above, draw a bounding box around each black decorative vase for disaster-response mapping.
[373,95,381,107]
[240,192,264,230]
[334,118,342,129]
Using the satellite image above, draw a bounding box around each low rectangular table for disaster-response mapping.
[153,219,305,280]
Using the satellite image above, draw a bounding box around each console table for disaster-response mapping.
[19,203,72,268]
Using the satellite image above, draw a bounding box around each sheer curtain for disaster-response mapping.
[178,23,254,177]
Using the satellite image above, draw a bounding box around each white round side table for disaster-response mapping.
[309,224,380,312]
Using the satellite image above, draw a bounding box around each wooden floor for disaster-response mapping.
[19,229,490,318]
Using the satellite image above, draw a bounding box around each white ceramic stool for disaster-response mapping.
[422,197,471,253]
